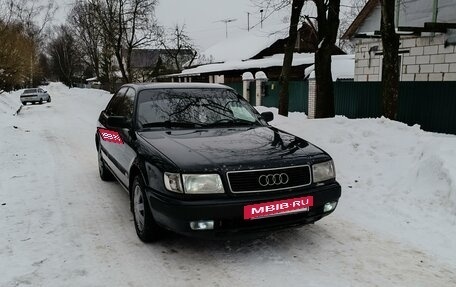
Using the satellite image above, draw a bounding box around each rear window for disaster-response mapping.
[24,89,37,93]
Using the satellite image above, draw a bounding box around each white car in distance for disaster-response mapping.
[20,88,51,105]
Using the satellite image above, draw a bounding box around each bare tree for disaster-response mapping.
[69,1,102,80]
[87,0,158,83]
[0,0,57,41]
[313,0,340,118]
[156,24,198,72]
[255,0,341,118]
[0,22,36,91]
[380,0,400,120]
[123,0,158,80]
[278,0,305,116]
[0,0,56,90]
[338,0,368,53]
[252,0,306,117]
[48,25,84,87]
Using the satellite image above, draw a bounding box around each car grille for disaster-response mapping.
[227,165,311,193]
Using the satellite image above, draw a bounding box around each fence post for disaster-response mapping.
[242,72,254,102]
[255,71,268,106]
[307,78,316,119]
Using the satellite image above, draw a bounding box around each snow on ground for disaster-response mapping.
[256,107,456,265]
[1,83,455,286]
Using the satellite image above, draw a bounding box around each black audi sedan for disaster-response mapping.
[96,83,341,242]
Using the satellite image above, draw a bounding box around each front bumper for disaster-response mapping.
[146,183,341,238]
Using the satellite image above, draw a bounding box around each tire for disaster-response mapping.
[39,98,43,104]
[21,102,26,105]
[98,147,114,181]
[47,97,51,103]
[132,176,162,242]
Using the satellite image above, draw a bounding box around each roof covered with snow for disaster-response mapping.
[194,23,290,65]
[178,53,355,81]
[179,53,315,76]
[305,54,355,80]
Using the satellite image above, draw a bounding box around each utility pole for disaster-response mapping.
[260,9,264,29]
[432,0,439,23]
[30,54,33,87]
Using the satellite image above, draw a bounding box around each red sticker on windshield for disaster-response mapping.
[98,128,123,144]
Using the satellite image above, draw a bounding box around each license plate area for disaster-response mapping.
[243,196,314,220]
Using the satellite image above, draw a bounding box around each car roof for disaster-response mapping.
[122,82,234,92]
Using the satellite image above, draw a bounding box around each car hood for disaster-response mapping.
[138,126,328,172]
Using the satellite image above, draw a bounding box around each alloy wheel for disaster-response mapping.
[134,185,145,232]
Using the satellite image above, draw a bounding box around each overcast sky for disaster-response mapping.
[155,0,293,50]
[54,0,353,50]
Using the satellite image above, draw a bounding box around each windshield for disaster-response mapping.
[136,88,261,129]
[24,89,37,93]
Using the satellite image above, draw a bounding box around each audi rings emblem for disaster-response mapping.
[258,173,289,187]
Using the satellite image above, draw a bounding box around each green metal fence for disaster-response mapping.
[229,80,456,134]
[227,81,308,113]
[264,81,309,113]
[334,81,456,135]
[226,82,242,95]
[334,82,382,118]
[397,82,456,135]
[225,82,256,105]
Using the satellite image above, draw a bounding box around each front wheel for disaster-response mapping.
[132,176,162,242]
[47,97,51,103]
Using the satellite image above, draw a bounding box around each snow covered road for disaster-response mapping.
[1,83,455,286]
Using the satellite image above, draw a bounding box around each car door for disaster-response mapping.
[38,88,44,100]
[99,87,137,188]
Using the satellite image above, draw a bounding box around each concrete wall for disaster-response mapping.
[354,34,456,82]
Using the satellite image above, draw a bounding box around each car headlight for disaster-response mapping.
[164,173,224,194]
[182,174,224,194]
[312,160,335,183]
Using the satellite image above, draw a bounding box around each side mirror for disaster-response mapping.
[260,111,274,123]
[44,91,48,93]
[107,116,129,129]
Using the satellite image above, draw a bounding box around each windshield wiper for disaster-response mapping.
[204,118,259,127]
[142,121,202,129]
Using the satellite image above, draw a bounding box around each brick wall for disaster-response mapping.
[354,34,456,81]
[307,79,316,118]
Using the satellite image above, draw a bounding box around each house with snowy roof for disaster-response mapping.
[342,0,456,82]
[163,23,349,84]
[128,49,194,82]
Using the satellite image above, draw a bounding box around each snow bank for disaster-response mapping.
[0,90,21,115]
[256,106,456,264]
[403,142,456,213]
